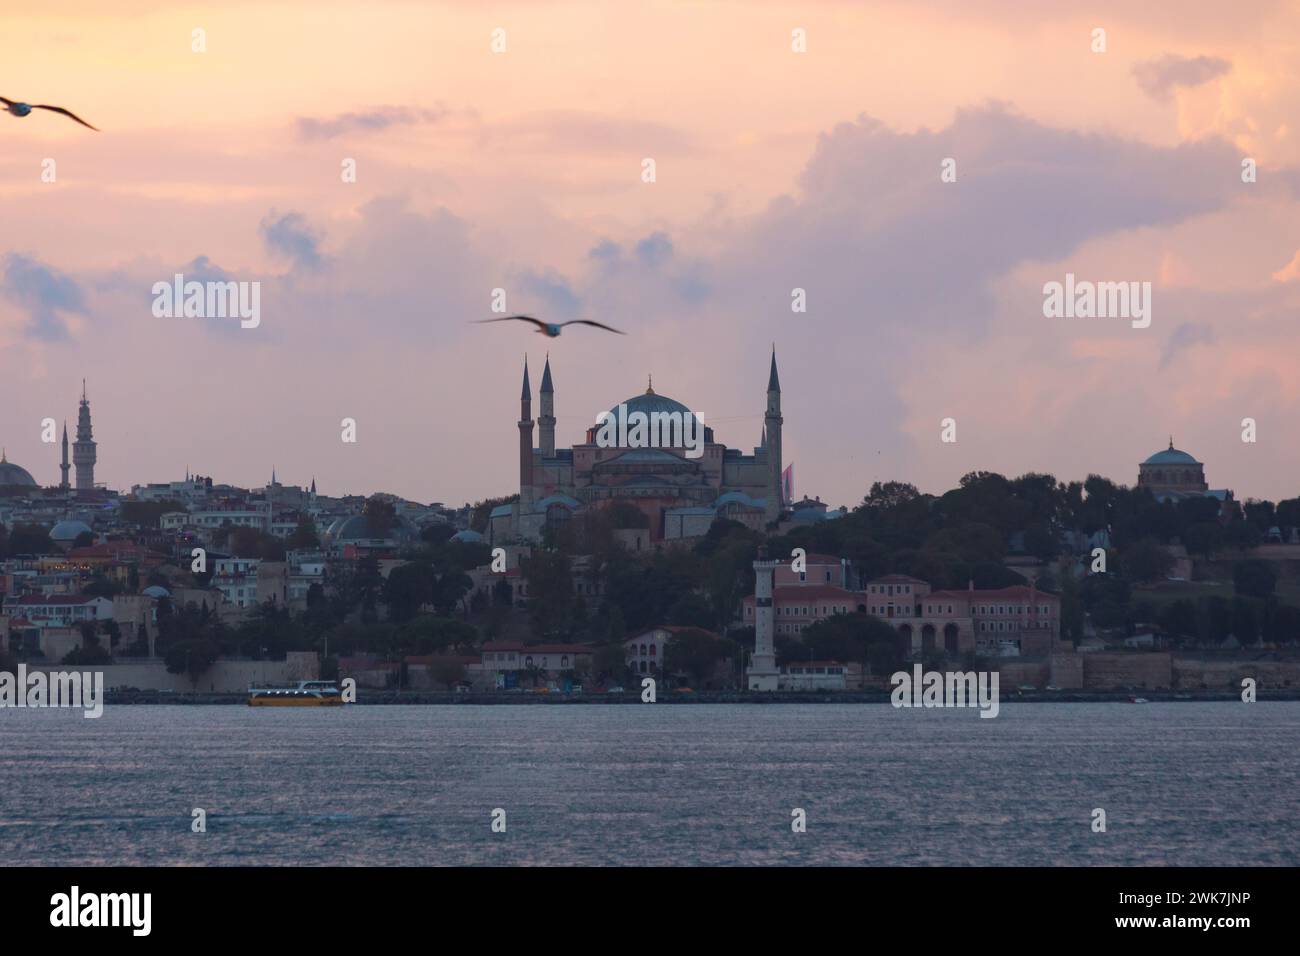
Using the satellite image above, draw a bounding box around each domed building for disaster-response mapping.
[0,449,38,489]
[322,513,415,551]
[49,519,94,548]
[491,351,786,544]
[1138,439,1231,504]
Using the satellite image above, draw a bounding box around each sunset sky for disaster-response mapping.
[3,0,1299,507]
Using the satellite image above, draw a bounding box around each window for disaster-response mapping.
[649,644,656,657]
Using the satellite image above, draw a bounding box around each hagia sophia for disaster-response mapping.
[489,351,786,544]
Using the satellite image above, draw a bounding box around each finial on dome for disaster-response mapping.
[1,448,5,463]
[1169,435,1174,450]
[646,374,655,395]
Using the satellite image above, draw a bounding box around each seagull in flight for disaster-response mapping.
[1,96,99,131]
[475,314,626,338]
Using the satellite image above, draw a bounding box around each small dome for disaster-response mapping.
[142,585,171,598]
[450,529,484,543]
[50,519,93,542]
[0,450,37,488]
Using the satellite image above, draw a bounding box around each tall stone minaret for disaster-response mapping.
[518,357,535,509]
[73,380,97,492]
[538,355,556,458]
[59,421,71,490]
[764,348,783,523]
[747,547,781,691]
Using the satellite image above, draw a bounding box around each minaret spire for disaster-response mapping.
[538,354,556,458]
[59,421,71,490]
[518,355,535,506]
[764,348,783,522]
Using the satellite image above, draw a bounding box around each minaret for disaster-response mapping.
[59,421,70,490]
[538,354,556,458]
[73,380,97,493]
[747,547,781,691]
[518,357,535,509]
[764,347,783,523]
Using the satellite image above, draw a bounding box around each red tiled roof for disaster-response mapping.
[867,574,930,585]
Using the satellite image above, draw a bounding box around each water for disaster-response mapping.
[2,703,1297,865]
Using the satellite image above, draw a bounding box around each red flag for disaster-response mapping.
[781,464,794,505]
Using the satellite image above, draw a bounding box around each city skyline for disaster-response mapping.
[3,1,1299,507]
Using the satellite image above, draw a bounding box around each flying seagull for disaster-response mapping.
[1,96,99,131]
[475,314,625,338]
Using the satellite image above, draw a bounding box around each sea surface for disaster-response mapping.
[2,703,1298,866]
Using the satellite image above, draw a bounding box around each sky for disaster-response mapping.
[2,0,1299,508]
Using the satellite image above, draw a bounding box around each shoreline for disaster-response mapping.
[98,689,1297,705]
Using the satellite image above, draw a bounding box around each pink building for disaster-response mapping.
[741,563,1064,659]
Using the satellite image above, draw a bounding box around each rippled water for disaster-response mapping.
[2,703,1297,865]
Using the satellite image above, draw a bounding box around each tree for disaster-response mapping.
[1122,539,1175,585]
[383,562,434,622]
[667,591,715,629]
[523,550,574,639]
[662,628,739,689]
[1234,559,1278,599]
[164,638,220,686]
[286,516,320,550]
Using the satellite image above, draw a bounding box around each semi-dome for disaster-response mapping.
[0,449,37,488]
[50,519,93,542]
[449,529,484,543]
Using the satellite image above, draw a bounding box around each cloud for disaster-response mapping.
[1160,321,1216,368]
[1,253,86,340]
[634,232,673,268]
[260,212,323,270]
[295,106,449,141]
[1132,54,1232,102]
[516,270,582,317]
[1271,249,1300,283]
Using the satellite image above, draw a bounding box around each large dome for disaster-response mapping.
[1143,444,1200,466]
[608,390,695,422]
[0,450,37,488]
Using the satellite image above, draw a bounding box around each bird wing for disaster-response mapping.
[474,314,549,332]
[32,105,99,131]
[0,97,12,107]
[560,319,626,334]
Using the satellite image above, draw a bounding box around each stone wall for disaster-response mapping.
[1081,652,1172,689]
[26,652,319,693]
[1174,658,1300,690]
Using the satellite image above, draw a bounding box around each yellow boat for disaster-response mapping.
[248,680,345,707]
